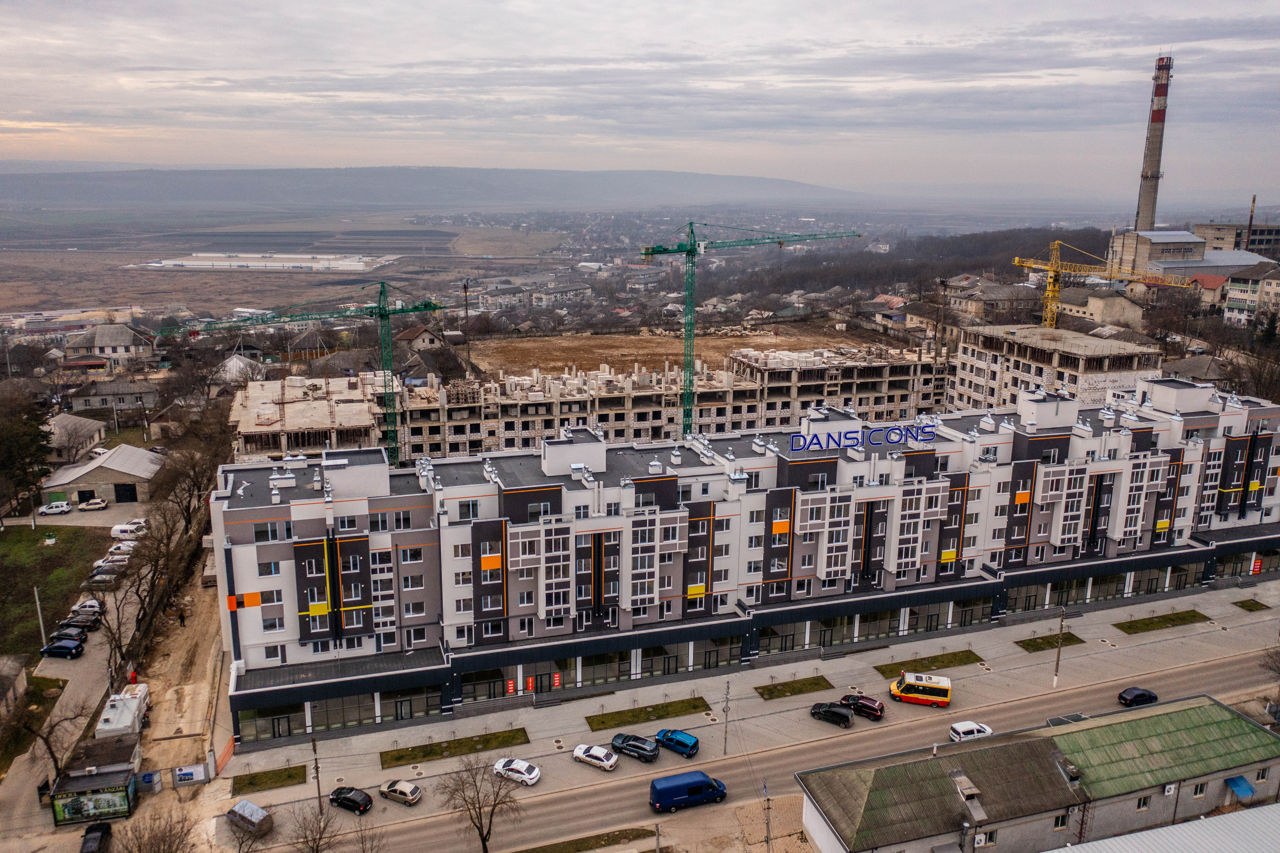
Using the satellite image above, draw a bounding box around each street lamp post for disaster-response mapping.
[1053,606,1066,688]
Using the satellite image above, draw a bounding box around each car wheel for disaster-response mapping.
[930,702,939,708]
[714,795,724,803]
[891,695,902,702]
[404,800,413,806]
[669,806,679,814]
[380,792,388,799]
[843,720,852,729]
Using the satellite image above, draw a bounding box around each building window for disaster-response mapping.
[482,621,503,638]
[518,617,534,636]
[403,601,426,617]
[258,561,280,577]
[1053,814,1068,830]
[308,614,328,632]
[458,499,479,521]
[264,645,281,660]
[253,521,292,542]
[341,554,361,573]
[456,598,472,613]
[337,515,357,531]
[453,571,472,585]
[452,543,471,559]
[528,501,552,522]
[1136,795,1151,811]
[371,550,392,568]
[402,575,424,590]
[1258,767,1270,782]
[311,641,330,654]
[406,626,427,645]
[343,582,361,601]
[574,504,589,519]
[1193,782,1207,797]
[400,547,423,563]
[393,510,412,530]
[260,589,282,605]
[518,590,534,606]
[261,616,283,632]
[606,502,620,516]
[369,512,389,532]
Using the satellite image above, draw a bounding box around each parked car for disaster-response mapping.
[107,541,137,556]
[649,771,725,813]
[1118,687,1158,707]
[572,744,619,772]
[78,498,109,512]
[810,702,855,729]
[225,800,273,838]
[492,758,541,786]
[93,555,131,570]
[73,598,104,615]
[50,627,88,644]
[839,695,886,721]
[611,733,660,763]
[89,447,110,459]
[328,786,372,814]
[79,821,112,852]
[654,729,700,758]
[110,519,147,539]
[41,639,85,659]
[949,721,993,743]
[82,575,121,591]
[60,613,101,632]
[378,779,423,805]
[38,501,72,516]
[148,446,168,455]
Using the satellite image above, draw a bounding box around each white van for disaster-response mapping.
[949,721,993,743]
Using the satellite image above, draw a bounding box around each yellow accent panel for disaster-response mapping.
[1155,520,1170,531]
[481,553,502,572]
[772,520,791,535]
[940,549,957,563]
[307,601,330,617]
[687,583,705,598]
[1250,481,1261,492]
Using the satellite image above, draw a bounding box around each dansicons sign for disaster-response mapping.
[789,424,937,452]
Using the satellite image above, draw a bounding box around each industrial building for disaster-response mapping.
[947,325,1163,410]
[1194,222,1280,256]
[212,376,1280,745]
[798,697,1280,853]
[148,253,390,272]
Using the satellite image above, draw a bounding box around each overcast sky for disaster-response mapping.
[2,1,1276,206]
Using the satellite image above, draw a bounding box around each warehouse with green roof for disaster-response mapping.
[797,696,1280,853]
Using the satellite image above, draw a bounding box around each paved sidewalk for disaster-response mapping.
[6,581,1279,851]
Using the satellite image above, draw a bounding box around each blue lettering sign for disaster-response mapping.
[785,422,938,452]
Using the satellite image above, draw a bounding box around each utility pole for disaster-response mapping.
[1053,605,1066,688]
[654,822,660,853]
[34,586,46,645]
[722,681,731,755]
[311,736,323,810]
[764,779,773,853]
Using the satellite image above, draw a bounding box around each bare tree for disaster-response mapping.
[349,816,386,853]
[229,822,268,853]
[113,806,200,853]
[286,804,340,853]
[152,449,221,534]
[1261,644,1280,686]
[437,753,523,853]
[58,417,104,463]
[21,697,95,781]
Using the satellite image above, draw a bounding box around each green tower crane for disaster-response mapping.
[641,222,861,436]
[160,281,443,466]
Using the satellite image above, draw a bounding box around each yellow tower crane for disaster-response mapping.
[1013,241,1192,328]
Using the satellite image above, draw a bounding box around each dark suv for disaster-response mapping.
[810,702,854,728]
[60,613,101,632]
[329,787,372,814]
[611,733,660,763]
[839,695,885,721]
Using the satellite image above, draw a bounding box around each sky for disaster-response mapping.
[1,0,1277,207]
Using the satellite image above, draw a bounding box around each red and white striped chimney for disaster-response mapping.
[1134,55,1173,232]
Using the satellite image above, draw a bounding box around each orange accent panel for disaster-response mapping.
[1015,491,1031,505]
[243,592,261,608]
[772,519,790,535]
[481,554,502,572]
[226,596,238,612]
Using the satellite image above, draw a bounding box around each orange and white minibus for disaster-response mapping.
[888,671,952,707]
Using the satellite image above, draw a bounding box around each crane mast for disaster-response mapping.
[642,222,860,436]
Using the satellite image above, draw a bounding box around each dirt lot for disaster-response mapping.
[469,323,892,376]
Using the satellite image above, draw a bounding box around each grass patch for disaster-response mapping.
[1113,609,1210,635]
[381,727,530,769]
[513,828,660,853]
[585,697,711,732]
[0,674,67,781]
[755,675,834,701]
[103,426,147,449]
[873,650,984,680]
[1235,599,1271,613]
[0,525,110,655]
[230,764,307,796]
[1015,632,1085,653]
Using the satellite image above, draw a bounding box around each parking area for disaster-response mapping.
[30,501,151,530]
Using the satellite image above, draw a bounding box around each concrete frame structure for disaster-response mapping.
[212,376,1280,746]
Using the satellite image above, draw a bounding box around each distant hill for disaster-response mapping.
[0,165,859,211]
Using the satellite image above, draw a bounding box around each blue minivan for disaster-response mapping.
[654,728,699,758]
[649,771,725,813]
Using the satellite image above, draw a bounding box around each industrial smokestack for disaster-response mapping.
[1134,56,1173,232]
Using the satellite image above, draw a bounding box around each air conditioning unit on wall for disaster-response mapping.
[1165,784,1177,796]
[974,833,989,847]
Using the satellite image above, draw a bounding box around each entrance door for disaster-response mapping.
[394,699,413,721]
[271,716,292,739]
[959,608,974,628]
[535,672,555,694]
[76,490,96,503]
[925,613,940,632]
[1023,593,1037,612]
[818,628,834,647]
[703,649,723,670]
[113,483,138,503]
[662,654,680,676]
[1145,576,1159,595]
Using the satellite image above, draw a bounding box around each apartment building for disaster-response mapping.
[1223,261,1280,327]
[212,376,1280,746]
[1194,222,1280,256]
[948,325,1162,410]
[229,348,945,463]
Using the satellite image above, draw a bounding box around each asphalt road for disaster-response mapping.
[306,650,1272,853]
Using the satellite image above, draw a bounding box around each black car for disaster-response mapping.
[60,613,101,632]
[810,702,855,728]
[1118,687,1158,707]
[329,786,373,814]
[611,733,660,763]
[41,639,85,659]
[80,821,112,853]
[839,695,886,721]
[50,627,89,644]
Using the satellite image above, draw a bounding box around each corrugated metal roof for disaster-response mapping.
[45,444,163,487]
[1045,801,1280,853]
[1050,697,1280,800]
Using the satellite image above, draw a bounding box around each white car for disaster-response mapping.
[493,758,541,786]
[949,721,994,743]
[93,555,130,570]
[89,447,110,458]
[38,501,72,515]
[72,599,104,615]
[78,498,109,511]
[110,519,147,539]
[572,745,618,772]
[107,540,138,556]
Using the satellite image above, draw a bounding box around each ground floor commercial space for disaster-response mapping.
[228,528,1280,748]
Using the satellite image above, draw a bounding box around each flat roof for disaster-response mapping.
[235,645,446,692]
[968,325,1161,357]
